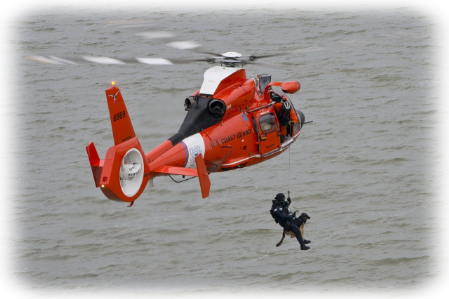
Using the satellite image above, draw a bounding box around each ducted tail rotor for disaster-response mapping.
[119,149,144,198]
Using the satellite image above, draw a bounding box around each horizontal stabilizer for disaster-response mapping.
[153,166,199,177]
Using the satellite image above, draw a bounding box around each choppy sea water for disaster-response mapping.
[4,5,447,298]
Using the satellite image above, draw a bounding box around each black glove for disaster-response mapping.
[287,197,291,204]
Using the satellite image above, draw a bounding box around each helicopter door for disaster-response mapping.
[257,112,280,155]
[252,116,260,154]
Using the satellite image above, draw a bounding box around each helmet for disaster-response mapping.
[270,92,283,103]
[275,193,285,201]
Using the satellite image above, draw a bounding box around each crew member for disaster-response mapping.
[270,193,310,250]
[271,91,298,143]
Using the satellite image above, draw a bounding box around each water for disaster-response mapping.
[5,6,443,297]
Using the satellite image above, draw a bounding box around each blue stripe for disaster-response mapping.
[180,141,188,167]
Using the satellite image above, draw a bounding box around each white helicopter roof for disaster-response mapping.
[200,66,243,95]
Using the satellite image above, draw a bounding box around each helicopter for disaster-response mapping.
[28,50,308,206]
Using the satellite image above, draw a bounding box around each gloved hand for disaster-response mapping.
[288,121,295,126]
[287,197,291,204]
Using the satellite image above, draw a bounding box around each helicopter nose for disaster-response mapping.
[297,110,305,128]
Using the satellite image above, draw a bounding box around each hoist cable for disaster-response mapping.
[288,146,291,196]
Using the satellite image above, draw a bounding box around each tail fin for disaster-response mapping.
[86,142,102,188]
[106,86,136,145]
[86,85,149,203]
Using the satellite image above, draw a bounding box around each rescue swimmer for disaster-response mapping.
[270,192,311,250]
[270,89,298,143]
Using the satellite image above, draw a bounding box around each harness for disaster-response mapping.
[270,199,289,225]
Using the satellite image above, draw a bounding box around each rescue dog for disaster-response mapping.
[276,212,311,247]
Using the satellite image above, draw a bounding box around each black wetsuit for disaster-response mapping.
[273,201,307,249]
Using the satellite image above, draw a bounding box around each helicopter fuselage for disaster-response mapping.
[148,66,301,174]
[86,65,303,204]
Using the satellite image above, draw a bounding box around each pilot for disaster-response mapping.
[270,193,310,250]
[260,121,272,131]
[271,91,298,143]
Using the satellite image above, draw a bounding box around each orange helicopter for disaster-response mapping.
[28,51,308,206]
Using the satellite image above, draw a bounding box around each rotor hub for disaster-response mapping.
[221,52,242,59]
[220,52,243,67]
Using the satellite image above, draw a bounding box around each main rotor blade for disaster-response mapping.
[26,55,214,65]
[105,19,157,33]
[243,61,304,70]
[166,41,202,50]
[135,31,177,39]
[194,51,225,57]
[246,52,289,62]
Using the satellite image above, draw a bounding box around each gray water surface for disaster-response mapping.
[9,7,441,296]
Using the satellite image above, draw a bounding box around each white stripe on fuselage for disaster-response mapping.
[182,133,206,168]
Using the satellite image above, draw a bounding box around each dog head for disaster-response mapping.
[300,213,310,221]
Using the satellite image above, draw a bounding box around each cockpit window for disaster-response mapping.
[259,113,277,133]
